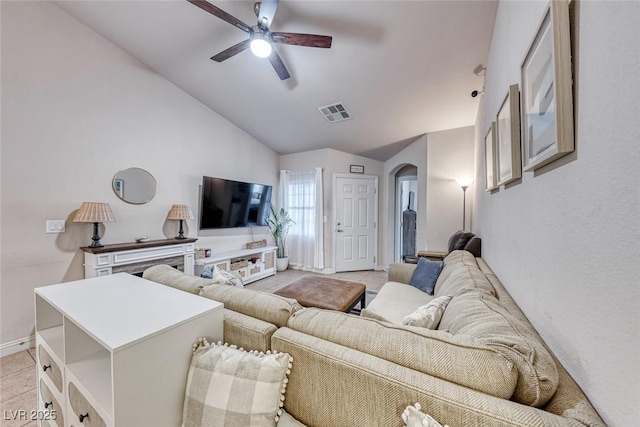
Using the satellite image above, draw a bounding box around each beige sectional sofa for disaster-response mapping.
[143,252,605,426]
[143,264,302,352]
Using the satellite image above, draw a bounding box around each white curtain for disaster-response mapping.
[280,168,324,270]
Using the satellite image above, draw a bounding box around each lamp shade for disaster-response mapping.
[167,204,194,221]
[456,178,473,189]
[73,202,116,223]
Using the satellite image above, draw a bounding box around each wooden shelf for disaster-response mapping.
[80,238,197,254]
[82,239,197,278]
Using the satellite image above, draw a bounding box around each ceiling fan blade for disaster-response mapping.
[211,39,250,62]
[187,0,251,33]
[271,32,332,48]
[268,50,291,80]
[256,0,279,30]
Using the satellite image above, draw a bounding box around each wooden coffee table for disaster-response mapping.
[274,276,366,313]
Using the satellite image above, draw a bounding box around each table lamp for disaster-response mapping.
[167,204,194,239]
[73,202,116,248]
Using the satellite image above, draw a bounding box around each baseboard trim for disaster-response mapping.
[0,335,35,358]
[288,266,335,275]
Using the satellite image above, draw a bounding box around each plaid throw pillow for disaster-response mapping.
[183,339,293,427]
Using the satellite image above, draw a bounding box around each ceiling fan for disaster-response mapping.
[187,0,333,80]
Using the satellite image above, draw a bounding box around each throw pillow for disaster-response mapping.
[200,265,244,288]
[401,295,453,329]
[408,258,444,295]
[183,338,293,427]
[401,402,449,427]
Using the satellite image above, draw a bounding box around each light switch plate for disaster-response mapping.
[46,220,66,233]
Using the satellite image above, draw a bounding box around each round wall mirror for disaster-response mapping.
[112,167,157,204]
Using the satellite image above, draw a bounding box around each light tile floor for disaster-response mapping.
[0,268,387,426]
[0,350,38,427]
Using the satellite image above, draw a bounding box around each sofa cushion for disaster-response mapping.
[223,309,278,352]
[401,295,452,329]
[408,258,443,295]
[200,284,302,328]
[361,281,433,324]
[434,251,496,298]
[439,289,559,407]
[143,264,216,294]
[287,308,517,399]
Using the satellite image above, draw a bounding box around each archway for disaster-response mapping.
[394,164,418,262]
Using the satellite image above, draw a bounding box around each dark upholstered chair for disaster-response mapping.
[447,230,481,257]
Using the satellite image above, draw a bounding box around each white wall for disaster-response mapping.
[280,148,384,271]
[474,1,640,425]
[426,127,475,250]
[0,1,278,347]
[382,128,475,264]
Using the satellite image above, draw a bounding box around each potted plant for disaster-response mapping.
[268,205,295,271]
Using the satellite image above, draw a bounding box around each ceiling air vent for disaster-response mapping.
[318,102,351,123]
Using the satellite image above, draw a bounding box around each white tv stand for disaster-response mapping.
[194,246,277,284]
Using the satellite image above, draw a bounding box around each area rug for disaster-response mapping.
[350,289,378,314]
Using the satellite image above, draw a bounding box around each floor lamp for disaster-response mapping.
[456,179,473,230]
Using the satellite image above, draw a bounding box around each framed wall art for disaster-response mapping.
[349,165,364,174]
[520,0,574,171]
[484,122,498,191]
[114,178,124,198]
[496,84,522,186]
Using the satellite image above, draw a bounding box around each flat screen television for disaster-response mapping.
[199,176,272,229]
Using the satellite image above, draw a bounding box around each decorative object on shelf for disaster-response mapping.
[484,122,498,192]
[496,84,522,186]
[112,167,157,204]
[521,0,574,171]
[167,204,194,239]
[73,202,116,248]
[268,205,295,271]
[350,165,365,174]
[246,239,267,249]
[195,248,211,259]
[135,236,149,243]
[455,179,473,231]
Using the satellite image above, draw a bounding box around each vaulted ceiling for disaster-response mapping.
[55,0,497,161]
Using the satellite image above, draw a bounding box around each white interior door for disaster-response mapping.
[334,175,378,272]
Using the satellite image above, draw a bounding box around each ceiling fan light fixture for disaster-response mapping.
[250,33,272,58]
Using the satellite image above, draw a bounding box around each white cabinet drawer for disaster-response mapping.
[38,344,63,394]
[67,382,107,427]
[39,378,64,427]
